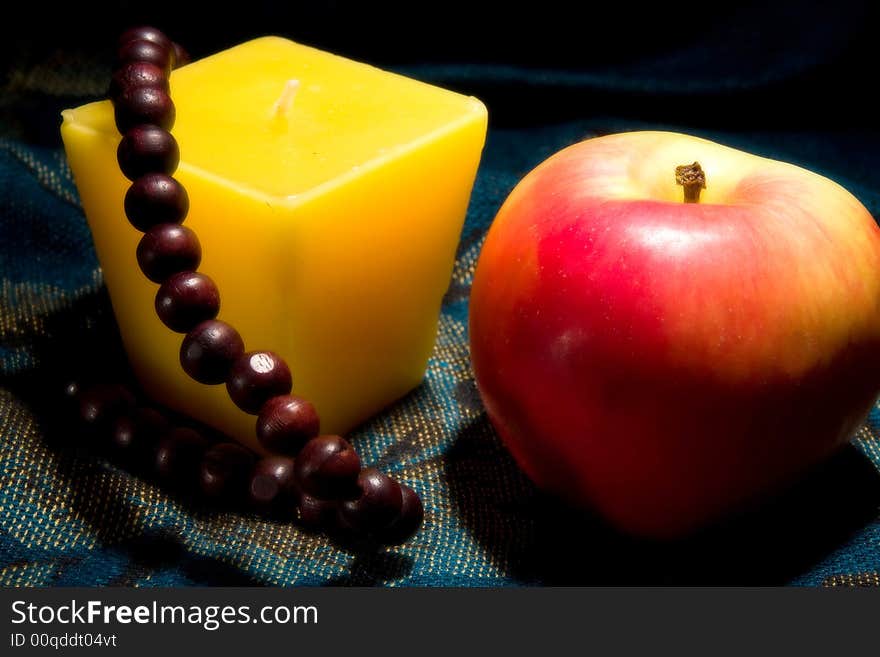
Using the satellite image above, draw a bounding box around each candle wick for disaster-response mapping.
[272,79,300,119]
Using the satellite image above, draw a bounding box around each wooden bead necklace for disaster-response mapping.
[66,26,423,547]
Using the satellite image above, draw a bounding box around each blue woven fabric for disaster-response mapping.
[2,3,880,584]
[2,118,880,586]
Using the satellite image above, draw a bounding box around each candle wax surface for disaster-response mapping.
[61,36,488,451]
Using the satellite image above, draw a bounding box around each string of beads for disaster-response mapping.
[66,26,423,546]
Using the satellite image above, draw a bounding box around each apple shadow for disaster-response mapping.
[443,413,880,585]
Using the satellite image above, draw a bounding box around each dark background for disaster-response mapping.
[2,0,879,136]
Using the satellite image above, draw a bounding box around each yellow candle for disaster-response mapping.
[60,36,487,451]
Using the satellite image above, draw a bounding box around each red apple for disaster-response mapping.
[469,131,880,539]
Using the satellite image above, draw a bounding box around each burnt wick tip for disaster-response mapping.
[675,162,706,203]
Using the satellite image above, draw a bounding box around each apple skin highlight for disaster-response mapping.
[469,131,880,539]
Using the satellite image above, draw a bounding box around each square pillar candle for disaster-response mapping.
[60,36,487,452]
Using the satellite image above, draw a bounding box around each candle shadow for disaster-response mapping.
[0,290,261,584]
[443,412,880,585]
[2,290,409,586]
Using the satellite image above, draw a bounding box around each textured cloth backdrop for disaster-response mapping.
[2,20,880,585]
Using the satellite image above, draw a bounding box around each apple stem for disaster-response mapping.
[675,162,706,203]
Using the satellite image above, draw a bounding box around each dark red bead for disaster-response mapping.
[137,223,201,283]
[62,380,82,415]
[63,380,81,400]
[134,406,172,443]
[114,86,174,134]
[117,125,179,180]
[77,383,135,435]
[294,435,361,500]
[109,407,169,463]
[248,455,298,511]
[339,468,404,533]
[154,427,210,480]
[155,272,220,333]
[375,484,424,545]
[118,26,172,52]
[180,320,244,384]
[256,395,320,454]
[110,413,138,451]
[117,39,172,75]
[298,493,338,528]
[171,42,191,68]
[226,351,292,414]
[125,173,188,231]
[199,442,255,499]
[109,61,168,100]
